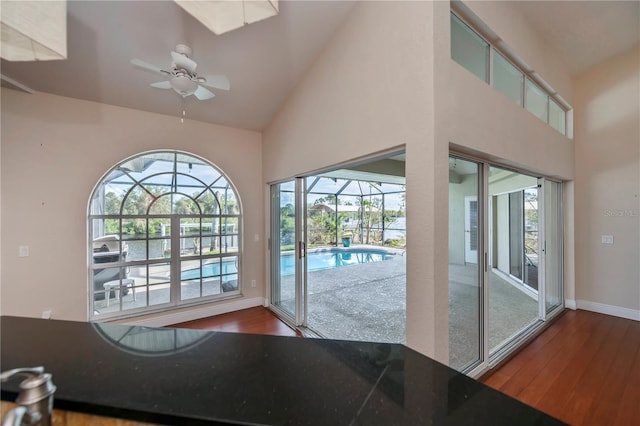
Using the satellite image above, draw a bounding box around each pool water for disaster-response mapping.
[180,249,392,280]
[181,260,237,281]
[280,249,390,276]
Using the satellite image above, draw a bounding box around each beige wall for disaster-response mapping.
[264,1,433,179]
[436,0,575,357]
[436,0,576,326]
[574,47,640,318]
[461,0,573,106]
[442,46,574,180]
[264,1,445,359]
[4,0,633,368]
[0,89,264,321]
[264,1,577,362]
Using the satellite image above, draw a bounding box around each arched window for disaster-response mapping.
[88,151,242,320]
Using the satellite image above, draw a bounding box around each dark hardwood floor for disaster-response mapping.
[483,309,640,426]
[170,306,301,337]
[171,307,639,425]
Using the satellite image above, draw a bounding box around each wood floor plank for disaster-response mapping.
[560,315,630,425]
[515,319,605,408]
[493,312,595,398]
[591,320,640,426]
[484,310,589,390]
[481,369,511,389]
[484,310,639,426]
[170,307,301,337]
[531,314,616,420]
[613,323,640,426]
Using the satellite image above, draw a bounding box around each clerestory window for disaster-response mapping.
[88,151,242,320]
[451,11,569,136]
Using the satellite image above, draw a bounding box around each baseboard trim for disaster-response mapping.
[565,299,577,310]
[575,299,640,321]
[118,297,266,327]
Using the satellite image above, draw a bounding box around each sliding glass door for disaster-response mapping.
[488,167,540,355]
[450,154,564,375]
[269,153,407,339]
[542,179,563,316]
[449,157,483,371]
[270,180,304,324]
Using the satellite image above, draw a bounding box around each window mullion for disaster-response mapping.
[170,215,181,304]
[90,150,242,320]
[488,46,494,86]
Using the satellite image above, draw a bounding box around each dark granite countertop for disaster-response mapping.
[1,316,565,425]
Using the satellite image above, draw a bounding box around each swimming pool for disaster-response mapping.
[280,248,393,275]
[180,248,395,280]
[181,260,238,281]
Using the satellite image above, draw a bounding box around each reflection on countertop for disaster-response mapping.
[1,316,566,425]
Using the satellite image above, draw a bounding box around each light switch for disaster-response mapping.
[254,234,260,242]
[601,235,614,244]
[19,246,30,257]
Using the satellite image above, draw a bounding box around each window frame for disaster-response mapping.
[450,11,569,136]
[451,12,490,83]
[492,49,524,107]
[88,150,242,321]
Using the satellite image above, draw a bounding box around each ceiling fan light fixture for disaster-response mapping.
[174,0,279,35]
[0,0,67,61]
[171,76,198,96]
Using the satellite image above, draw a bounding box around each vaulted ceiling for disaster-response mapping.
[1,1,637,131]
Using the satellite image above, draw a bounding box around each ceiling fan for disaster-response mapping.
[130,44,230,100]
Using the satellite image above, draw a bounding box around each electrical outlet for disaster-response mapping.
[251,280,257,288]
[42,310,52,319]
[601,235,614,244]
[19,246,29,257]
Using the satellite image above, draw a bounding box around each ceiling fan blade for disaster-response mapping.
[171,51,197,74]
[194,85,215,100]
[130,58,168,75]
[200,74,230,91]
[150,81,172,89]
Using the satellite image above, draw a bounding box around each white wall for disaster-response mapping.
[0,89,264,322]
[574,47,640,320]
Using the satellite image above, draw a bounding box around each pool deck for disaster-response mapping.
[306,249,407,343]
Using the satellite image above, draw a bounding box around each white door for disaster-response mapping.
[465,196,478,264]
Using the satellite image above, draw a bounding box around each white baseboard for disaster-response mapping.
[565,299,577,310]
[575,299,640,321]
[119,297,266,327]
